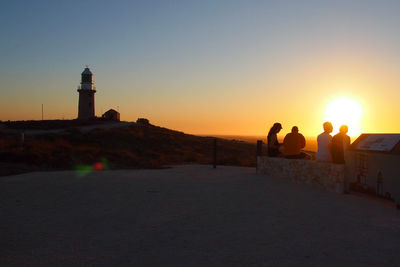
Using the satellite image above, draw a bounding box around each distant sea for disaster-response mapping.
[204,135,318,152]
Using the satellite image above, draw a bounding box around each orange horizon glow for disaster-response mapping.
[2,61,400,138]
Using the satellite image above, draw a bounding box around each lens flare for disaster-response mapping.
[75,158,110,177]
[75,164,93,177]
[93,162,103,171]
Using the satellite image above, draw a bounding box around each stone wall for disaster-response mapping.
[257,157,346,194]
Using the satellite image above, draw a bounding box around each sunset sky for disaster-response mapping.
[1,0,400,137]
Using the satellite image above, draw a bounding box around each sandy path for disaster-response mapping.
[1,165,399,266]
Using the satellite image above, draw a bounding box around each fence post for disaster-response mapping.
[213,138,217,169]
[20,131,25,150]
[256,140,263,172]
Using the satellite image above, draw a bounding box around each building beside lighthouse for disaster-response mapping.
[77,67,96,119]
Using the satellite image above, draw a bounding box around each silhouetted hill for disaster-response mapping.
[0,123,258,176]
[2,119,111,130]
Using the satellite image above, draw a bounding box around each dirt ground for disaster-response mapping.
[1,165,399,266]
[0,163,43,177]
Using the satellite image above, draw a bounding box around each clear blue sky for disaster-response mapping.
[1,0,400,135]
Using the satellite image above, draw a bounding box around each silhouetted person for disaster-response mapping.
[267,123,282,157]
[316,122,333,162]
[283,126,310,159]
[331,125,351,164]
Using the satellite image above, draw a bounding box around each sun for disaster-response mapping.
[323,97,363,137]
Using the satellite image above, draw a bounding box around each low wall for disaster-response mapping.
[257,157,346,194]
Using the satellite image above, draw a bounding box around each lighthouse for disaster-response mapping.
[77,67,96,119]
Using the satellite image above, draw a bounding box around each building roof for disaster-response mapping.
[104,109,119,115]
[82,67,92,75]
[350,133,400,154]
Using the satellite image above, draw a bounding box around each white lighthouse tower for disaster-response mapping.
[77,67,96,119]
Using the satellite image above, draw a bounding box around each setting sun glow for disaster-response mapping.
[324,97,363,137]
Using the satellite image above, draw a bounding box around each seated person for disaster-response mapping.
[316,121,333,162]
[283,126,311,159]
[267,122,283,157]
[331,125,351,164]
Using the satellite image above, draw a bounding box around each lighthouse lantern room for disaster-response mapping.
[77,67,96,119]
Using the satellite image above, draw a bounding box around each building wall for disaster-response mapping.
[103,111,120,121]
[257,154,400,207]
[257,157,345,194]
[346,151,400,205]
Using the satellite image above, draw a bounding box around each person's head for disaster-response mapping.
[339,125,348,134]
[291,126,298,133]
[323,122,333,133]
[269,122,282,135]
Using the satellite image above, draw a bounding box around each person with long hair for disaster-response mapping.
[267,122,282,157]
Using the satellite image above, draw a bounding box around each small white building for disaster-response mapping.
[346,134,400,208]
[102,109,120,121]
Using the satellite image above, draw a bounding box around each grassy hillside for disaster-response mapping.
[2,119,110,130]
[0,123,258,176]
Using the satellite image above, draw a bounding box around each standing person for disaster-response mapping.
[267,123,282,157]
[331,125,351,164]
[283,126,310,159]
[316,122,333,162]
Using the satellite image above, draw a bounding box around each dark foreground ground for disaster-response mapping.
[1,165,399,266]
